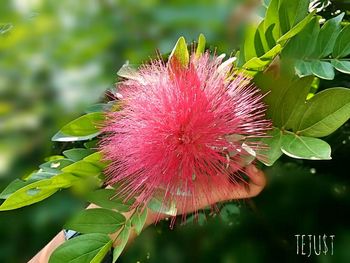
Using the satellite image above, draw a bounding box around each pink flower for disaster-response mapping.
[100,52,270,217]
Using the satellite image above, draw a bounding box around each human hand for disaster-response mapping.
[144,164,266,225]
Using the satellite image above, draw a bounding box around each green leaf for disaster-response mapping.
[282,17,320,59]
[257,127,283,166]
[85,189,132,212]
[63,148,95,162]
[310,60,335,80]
[62,160,102,178]
[0,179,33,199]
[280,76,315,129]
[264,0,280,41]
[0,174,76,211]
[255,21,270,56]
[295,60,313,77]
[64,208,126,234]
[45,155,65,161]
[84,139,98,149]
[26,171,57,181]
[52,131,100,142]
[195,33,206,58]
[242,44,282,71]
[117,63,139,80]
[313,13,344,58]
[278,0,309,35]
[257,72,350,137]
[83,152,107,170]
[333,25,350,58]
[265,24,277,49]
[52,112,104,142]
[281,134,331,160]
[49,233,112,263]
[282,14,346,80]
[331,59,350,74]
[242,24,259,63]
[148,197,177,216]
[85,103,112,114]
[254,72,313,128]
[112,226,131,262]
[168,36,189,68]
[61,112,104,137]
[130,208,148,235]
[297,88,350,137]
[277,10,315,43]
[39,159,74,174]
[220,203,240,223]
[91,238,113,263]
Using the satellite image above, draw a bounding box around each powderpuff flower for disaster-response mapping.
[100,51,270,217]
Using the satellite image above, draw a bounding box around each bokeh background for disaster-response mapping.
[0,0,349,262]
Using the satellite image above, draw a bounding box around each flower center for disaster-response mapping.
[179,133,191,144]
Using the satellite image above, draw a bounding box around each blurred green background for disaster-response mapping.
[0,0,349,262]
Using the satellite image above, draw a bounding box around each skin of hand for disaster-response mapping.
[141,164,266,226]
[29,164,266,262]
[111,164,266,246]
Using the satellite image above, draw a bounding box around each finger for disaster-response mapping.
[157,166,267,216]
[244,165,266,197]
[176,179,250,214]
[245,165,266,186]
[214,183,251,202]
